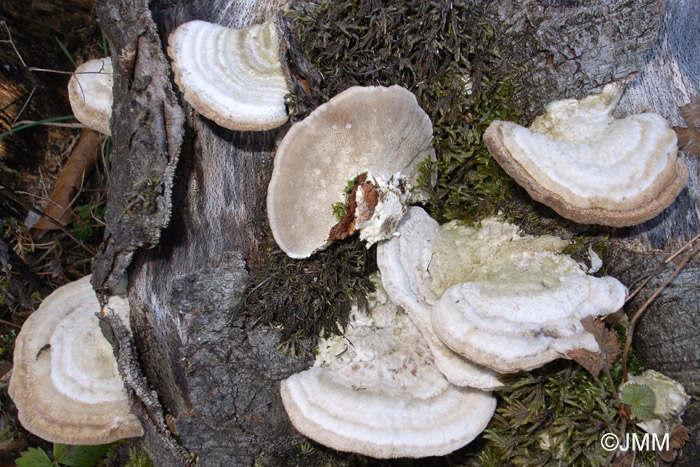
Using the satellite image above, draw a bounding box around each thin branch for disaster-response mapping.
[622,237,700,381]
[625,231,700,303]
[0,20,27,68]
[0,116,77,139]
[0,318,21,329]
[10,86,36,127]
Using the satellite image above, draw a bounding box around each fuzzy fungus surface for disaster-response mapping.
[168,18,289,131]
[280,275,496,458]
[484,83,688,226]
[9,275,143,445]
[68,57,113,135]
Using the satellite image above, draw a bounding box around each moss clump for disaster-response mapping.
[245,230,376,347]
[475,338,655,467]
[285,0,520,224]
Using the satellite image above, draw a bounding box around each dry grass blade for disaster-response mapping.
[33,129,100,231]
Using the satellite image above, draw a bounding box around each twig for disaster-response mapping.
[1,236,52,297]
[622,237,700,381]
[625,230,700,303]
[0,116,77,139]
[0,20,27,68]
[0,187,96,256]
[10,86,36,127]
[26,67,74,75]
[0,318,21,329]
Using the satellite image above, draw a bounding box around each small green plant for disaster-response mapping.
[124,446,153,467]
[621,383,656,421]
[15,443,110,467]
[331,173,362,221]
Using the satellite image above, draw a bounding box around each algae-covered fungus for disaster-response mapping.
[379,206,627,375]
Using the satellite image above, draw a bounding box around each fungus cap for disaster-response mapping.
[9,275,143,444]
[68,57,113,135]
[431,274,627,373]
[380,206,628,375]
[168,18,289,131]
[267,85,433,258]
[377,207,503,390]
[280,276,496,458]
[484,83,689,226]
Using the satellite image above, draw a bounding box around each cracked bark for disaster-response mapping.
[91,0,698,465]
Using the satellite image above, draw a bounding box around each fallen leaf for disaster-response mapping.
[567,348,607,378]
[679,96,700,128]
[673,126,700,156]
[33,129,100,231]
[658,424,690,463]
[567,317,621,378]
[669,424,690,450]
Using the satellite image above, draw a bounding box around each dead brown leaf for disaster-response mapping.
[679,95,700,128]
[33,129,100,231]
[673,126,700,156]
[669,424,690,450]
[567,317,621,378]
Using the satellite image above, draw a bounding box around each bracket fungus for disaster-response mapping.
[168,18,289,131]
[377,207,503,389]
[484,83,689,226]
[9,275,143,445]
[379,206,627,375]
[280,275,496,458]
[267,85,434,258]
[68,57,113,135]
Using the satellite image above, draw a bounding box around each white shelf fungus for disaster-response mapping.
[168,18,289,131]
[484,82,689,226]
[9,275,143,445]
[68,57,113,135]
[379,206,628,375]
[267,85,434,258]
[377,207,503,389]
[432,275,627,373]
[281,275,496,458]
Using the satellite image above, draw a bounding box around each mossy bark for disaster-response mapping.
[92,0,698,465]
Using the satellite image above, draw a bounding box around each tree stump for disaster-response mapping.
[92,0,699,465]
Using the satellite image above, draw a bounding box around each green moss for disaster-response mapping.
[285,0,520,224]
[478,359,656,467]
[245,229,376,345]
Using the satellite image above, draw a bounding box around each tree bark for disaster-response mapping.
[92,0,699,465]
